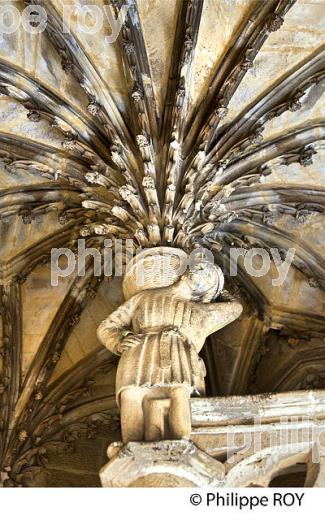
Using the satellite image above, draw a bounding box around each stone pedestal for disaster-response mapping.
[100,392,325,487]
[100,439,225,487]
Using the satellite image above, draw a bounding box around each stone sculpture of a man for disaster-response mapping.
[97,248,243,443]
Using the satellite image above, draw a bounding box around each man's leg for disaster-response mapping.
[120,387,145,443]
[169,385,192,440]
[144,391,170,441]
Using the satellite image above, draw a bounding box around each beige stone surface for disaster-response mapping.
[222,0,325,127]
[190,0,257,112]
[51,278,119,381]
[22,263,73,378]
[0,0,324,488]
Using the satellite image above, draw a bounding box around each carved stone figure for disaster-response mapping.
[98,247,243,443]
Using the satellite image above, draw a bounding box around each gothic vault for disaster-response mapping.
[0,0,324,487]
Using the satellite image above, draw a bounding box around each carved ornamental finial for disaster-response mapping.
[267,13,284,32]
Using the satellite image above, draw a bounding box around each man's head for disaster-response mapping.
[180,261,224,302]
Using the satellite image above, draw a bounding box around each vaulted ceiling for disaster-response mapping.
[0,0,324,486]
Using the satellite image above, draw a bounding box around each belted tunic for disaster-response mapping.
[97,288,212,405]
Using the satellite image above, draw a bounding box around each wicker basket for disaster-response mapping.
[123,247,188,299]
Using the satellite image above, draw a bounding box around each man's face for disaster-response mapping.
[182,263,218,296]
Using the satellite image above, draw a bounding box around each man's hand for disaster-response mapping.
[117,335,141,355]
[219,289,238,303]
